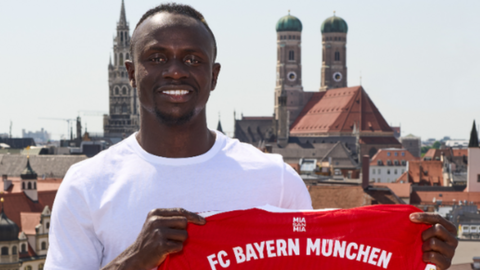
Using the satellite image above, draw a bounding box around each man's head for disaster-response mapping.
[126,3,220,127]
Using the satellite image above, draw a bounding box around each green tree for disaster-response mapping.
[432,141,441,149]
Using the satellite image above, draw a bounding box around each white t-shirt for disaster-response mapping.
[45,131,312,269]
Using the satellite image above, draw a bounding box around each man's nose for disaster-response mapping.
[162,59,189,80]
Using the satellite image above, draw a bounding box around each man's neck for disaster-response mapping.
[136,112,216,158]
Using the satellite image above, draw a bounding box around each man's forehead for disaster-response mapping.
[133,12,203,41]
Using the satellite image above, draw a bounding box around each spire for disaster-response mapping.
[469,120,479,147]
[21,156,37,180]
[118,0,128,28]
[217,112,224,134]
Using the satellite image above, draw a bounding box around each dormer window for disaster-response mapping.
[401,160,406,166]
[377,160,383,165]
[387,160,392,166]
[394,160,399,166]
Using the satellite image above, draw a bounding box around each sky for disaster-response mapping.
[1,0,479,141]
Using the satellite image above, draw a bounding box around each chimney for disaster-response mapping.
[362,155,370,189]
[2,175,12,191]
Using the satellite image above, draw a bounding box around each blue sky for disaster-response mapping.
[1,0,479,140]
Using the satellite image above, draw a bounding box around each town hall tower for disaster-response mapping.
[103,0,140,138]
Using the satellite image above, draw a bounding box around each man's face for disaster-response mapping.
[127,12,220,126]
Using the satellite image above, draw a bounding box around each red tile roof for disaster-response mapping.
[359,137,400,144]
[370,149,419,166]
[20,213,41,235]
[1,191,57,232]
[0,178,62,194]
[410,191,480,206]
[396,160,443,186]
[308,185,370,209]
[372,182,411,198]
[241,117,273,121]
[290,86,393,135]
[452,149,468,157]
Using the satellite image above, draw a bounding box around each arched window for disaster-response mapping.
[34,182,36,189]
[39,264,44,270]
[46,222,50,229]
[122,104,128,114]
[41,242,46,250]
[114,105,121,114]
[21,244,26,253]
[288,50,294,61]
[120,32,123,42]
[119,53,124,65]
[12,246,17,255]
[115,87,119,95]
[22,182,25,190]
[25,266,32,270]
[126,53,129,60]
[335,52,340,61]
[27,182,32,189]
[122,87,127,95]
[1,247,8,255]
[114,54,117,66]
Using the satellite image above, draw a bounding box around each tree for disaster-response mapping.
[432,141,441,149]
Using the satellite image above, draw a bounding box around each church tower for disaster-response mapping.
[320,13,348,91]
[103,0,140,138]
[274,12,304,146]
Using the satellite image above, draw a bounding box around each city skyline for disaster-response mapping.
[1,0,479,140]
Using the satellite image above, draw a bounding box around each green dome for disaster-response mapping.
[276,14,303,32]
[321,15,348,34]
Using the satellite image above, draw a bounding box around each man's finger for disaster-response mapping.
[148,208,206,225]
[149,216,188,230]
[422,236,455,260]
[160,228,188,242]
[409,212,456,234]
[421,224,458,248]
[423,251,451,270]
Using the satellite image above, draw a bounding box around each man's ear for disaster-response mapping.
[210,63,221,91]
[125,60,136,88]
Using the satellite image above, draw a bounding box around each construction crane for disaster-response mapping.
[39,118,76,140]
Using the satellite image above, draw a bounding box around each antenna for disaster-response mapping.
[9,121,12,138]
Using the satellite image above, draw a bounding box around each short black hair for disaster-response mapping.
[130,3,217,61]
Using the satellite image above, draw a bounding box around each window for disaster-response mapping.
[387,152,391,156]
[25,266,32,270]
[122,87,127,95]
[334,51,340,61]
[394,160,399,166]
[288,50,294,61]
[402,169,405,174]
[372,169,375,175]
[46,222,50,229]
[387,169,391,175]
[120,32,123,42]
[387,160,392,166]
[22,182,25,190]
[39,264,44,270]
[288,35,291,39]
[1,247,7,255]
[122,104,128,114]
[27,182,32,189]
[126,53,129,60]
[292,35,295,40]
[394,152,398,156]
[377,160,382,165]
[115,87,119,95]
[114,54,117,66]
[334,169,341,175]
[12,246,17,255]
[402,152,405,156]
[34,182,36,189]
[378,178,381,182]
[478,175,480,183]
[334,37,337,41]
[119,53,124,65]
[41,242,46,250]
[394,169,398,174]
[401,160,406,166]
[21,244,26,253]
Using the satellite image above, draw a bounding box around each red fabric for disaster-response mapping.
[159,205,435,270]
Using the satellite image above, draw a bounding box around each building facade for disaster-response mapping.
[103,0,140,138]
[370,148,419,183]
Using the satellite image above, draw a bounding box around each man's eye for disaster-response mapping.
[184,56,200,65]
[150,55,166,63]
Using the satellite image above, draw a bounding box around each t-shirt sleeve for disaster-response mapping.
[279,162,313,210]
[45,168,103,270]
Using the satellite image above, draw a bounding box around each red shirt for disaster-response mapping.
[159,205,436,270]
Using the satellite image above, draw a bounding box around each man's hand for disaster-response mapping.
[410,212,458,270]
[102,208,206,270]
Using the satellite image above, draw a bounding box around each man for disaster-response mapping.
[45,4,457,270]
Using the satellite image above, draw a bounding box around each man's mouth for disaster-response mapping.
[162,90,190,96]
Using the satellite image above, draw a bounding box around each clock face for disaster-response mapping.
[287,71,297,82]
[333,72,342,82]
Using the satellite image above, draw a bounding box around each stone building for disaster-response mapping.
[234,12,401,165]
[103,0,140,138]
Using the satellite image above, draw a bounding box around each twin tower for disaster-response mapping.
[274,12,349,136]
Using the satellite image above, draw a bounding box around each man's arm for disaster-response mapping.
[410,213,458,270]
[101,208,205,270]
